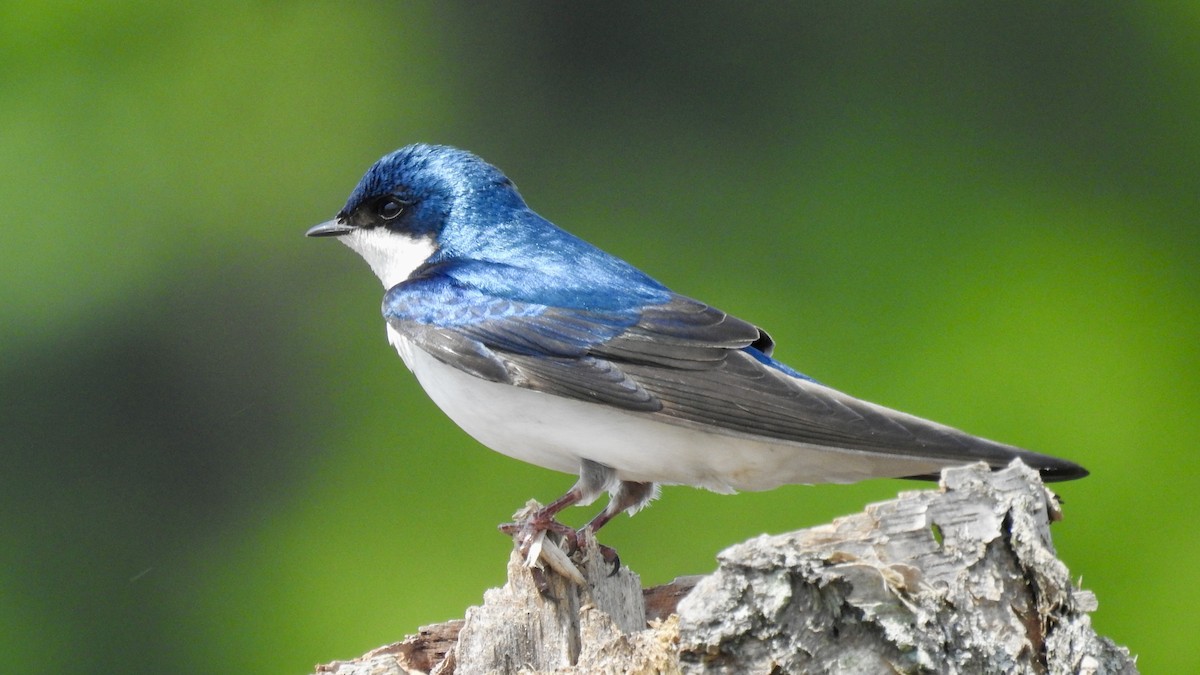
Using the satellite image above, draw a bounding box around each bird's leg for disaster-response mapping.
[580,480,659,573]
[497,487,585,541]
[498,459,617,561]
[583,480,658,534]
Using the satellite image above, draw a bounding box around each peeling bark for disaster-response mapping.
[313,462,1136,675]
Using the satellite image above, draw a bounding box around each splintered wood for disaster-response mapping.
[313,462,1136,674]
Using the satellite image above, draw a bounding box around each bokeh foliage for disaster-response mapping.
[2,2,1197,671]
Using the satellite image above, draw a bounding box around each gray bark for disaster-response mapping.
[313,462,1136,675]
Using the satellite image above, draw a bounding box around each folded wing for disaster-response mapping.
[384,274,1086,481]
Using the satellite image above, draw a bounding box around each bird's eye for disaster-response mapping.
[375,197,404,220]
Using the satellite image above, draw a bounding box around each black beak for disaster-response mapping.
[306,219,354,237]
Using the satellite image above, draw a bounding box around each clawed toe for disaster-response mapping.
[577,528,622,576]
[498,515,578,558]
[598,543,621,575]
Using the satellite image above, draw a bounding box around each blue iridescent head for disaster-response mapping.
[331,144,523,238]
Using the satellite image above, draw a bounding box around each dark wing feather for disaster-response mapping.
[621,351,981,456]
[502,353,660,411]
[590,296,765,369]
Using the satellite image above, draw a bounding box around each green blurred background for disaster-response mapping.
[3,2,1196,672]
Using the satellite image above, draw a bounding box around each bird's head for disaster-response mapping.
[307,144,526,289]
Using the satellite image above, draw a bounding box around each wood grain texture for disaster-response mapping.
[313,462,1135,674]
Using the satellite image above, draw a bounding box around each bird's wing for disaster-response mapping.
[384,274,1056,470]
[383,273,758,412]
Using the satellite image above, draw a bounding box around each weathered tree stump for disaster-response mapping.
[313,462,1136,674]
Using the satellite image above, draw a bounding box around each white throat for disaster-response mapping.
[340,227,438,288]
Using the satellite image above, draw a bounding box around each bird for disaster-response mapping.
[307,143,1087,543]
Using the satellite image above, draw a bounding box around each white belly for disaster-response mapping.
[388,329,950,492]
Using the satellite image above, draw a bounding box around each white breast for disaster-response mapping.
[387,328,952,492]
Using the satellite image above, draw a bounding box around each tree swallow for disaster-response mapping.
[307,144,1087,539]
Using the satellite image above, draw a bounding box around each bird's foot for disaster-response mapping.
[499,500,586,585]
[498,500,623,582]
[566,525,622,576]
[498,501,578,553]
